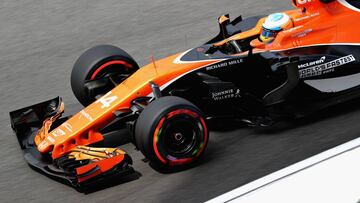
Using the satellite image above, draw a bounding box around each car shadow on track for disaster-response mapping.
[79,171,142,194]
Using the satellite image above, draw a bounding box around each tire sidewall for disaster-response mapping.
[135,97,209,167]
[71,45,139,106]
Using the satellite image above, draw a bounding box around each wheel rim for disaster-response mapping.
[162,118,198,156]
[153,109,208,166]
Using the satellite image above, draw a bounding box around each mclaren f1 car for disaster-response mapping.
[10,0,360,189]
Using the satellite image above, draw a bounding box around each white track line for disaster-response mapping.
[207,136,360,203]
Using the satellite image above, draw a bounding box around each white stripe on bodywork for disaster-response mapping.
[338,0,360,13]
[173,49,228,64]
[161,60,223,89]
[147,58,225,97]
[151,50,228,93]
[304,72,360,93]
[173,49,194,64]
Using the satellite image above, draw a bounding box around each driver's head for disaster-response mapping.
[260,13,292,44]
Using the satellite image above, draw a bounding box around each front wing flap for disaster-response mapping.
[10,97,136,190]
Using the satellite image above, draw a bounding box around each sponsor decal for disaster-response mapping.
[79,110,94,121]
[283,25,304,33]
[298,56,326,69]
[292,28,313,38]
[299,55,356,78]
[206,59,243,71]
[38,141,48,151]
[38,124,71,149]
[51,128,65,137]
[212,89,241,101]
[62,122,73,133]
[293,12,320,22]
[95,91,118,109]
[47,136,55,143]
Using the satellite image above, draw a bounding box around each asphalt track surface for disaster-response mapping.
[1,1,360,202]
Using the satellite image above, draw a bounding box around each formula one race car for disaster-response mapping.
[10,0,360,189]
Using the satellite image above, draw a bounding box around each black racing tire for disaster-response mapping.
[71,45,139,107]
[135,96,209,167]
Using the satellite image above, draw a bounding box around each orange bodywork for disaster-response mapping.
[218,1,360,51]
[38,54,222,159]
[36,0,360,159]
[68,146,128,183]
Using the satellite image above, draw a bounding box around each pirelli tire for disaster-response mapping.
[71,45,139,107]
[134,96,209,168]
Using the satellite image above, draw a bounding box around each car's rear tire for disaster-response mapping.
[71,45,139,107]
[134,96,209,167]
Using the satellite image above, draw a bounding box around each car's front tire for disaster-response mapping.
[71,45,139,107]
[135,96,209,168]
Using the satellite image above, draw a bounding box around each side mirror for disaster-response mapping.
[218,14,231,38]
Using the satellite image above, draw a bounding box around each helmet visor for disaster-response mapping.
[261,27,279,38]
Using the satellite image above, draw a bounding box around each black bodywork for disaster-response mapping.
[160,15,360,125]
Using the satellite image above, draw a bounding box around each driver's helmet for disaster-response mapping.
[260,13,292,44]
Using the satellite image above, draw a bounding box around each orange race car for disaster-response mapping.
[10,0,360,189]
